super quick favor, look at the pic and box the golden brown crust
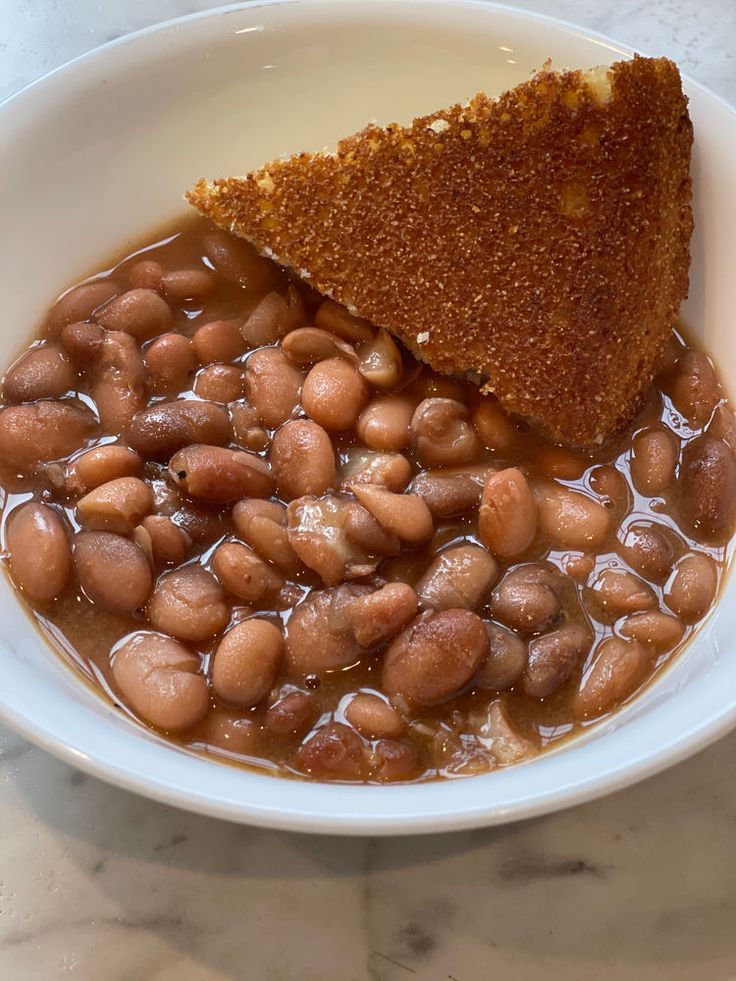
[187,56,693,446]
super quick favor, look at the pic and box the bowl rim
[1,0,735,835]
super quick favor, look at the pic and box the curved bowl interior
[0,0,734,834]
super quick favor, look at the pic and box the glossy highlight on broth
[0,215,734,783]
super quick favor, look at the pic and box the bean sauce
[1,214,734,783]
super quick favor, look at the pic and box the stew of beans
[1,216,734,783]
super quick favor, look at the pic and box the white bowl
[1,0,734,835]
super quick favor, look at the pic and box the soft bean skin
[192,319,246,364]
[536,484,611,549]
[194,363,244,409]
[411,466,490,518]
[65,444,142,495]
[574,638,647,719]
[6,503,71,602]
[2,343,74,403]
[382,610,489,707]
[232,498,302,576]
[212,541,283,601]
[345,693,405,739]
[523,623,590,698]
[668,350,720,428]
[348,582,418,648]
[340,451,412,493]
[242,288,304,346]
[630,428,678,495]
[619,611,685,652]
[479,468,537,559]
[244,348,303,428]
[411,398,480,467]
[679,436,736,540]
[477,623,528,690]
[617,523,675,583]
[491,564,562,635]
[265,690,317,738]
[125,400,231,459]
[161,268,215,303]
[113,631,208,732]
[96,288,173,338]
[74,531,152,613]
[93,331,148,434]
[270,420,336,500]
[356,395,414,452]
[48,281,118,332]
[587,568,657,621]
[203,230,281,293]
[77,476,153,533]
[138,515,191,567]
[296,723,367,780]
[285,585,368,675]
[59,321,105,366]
[212,619,283,706]
[0,401,96,468]
[471,397,517,453]
[357,329,403,388]
[350,484,433,545]
[302,358,370,431]
[149,565,230,642]
[417,545,498,612]
[282,327,358,367]
[169,445,273,502]
[145,333,196,394]
[314,300,374,343]
[664,553,718,623]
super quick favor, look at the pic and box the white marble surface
[2,1,736,978]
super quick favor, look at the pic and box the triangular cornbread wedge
[188,56,692,446]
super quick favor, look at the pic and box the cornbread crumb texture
[188,56,693,446]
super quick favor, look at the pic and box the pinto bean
[281,327,357,366]
[533,444,587,480]
[356,395,414,452]
[149,565,230,642]
[536,483,611,549]
[6,503,71,602]
[270,420,336,499]
[161,268,215,303]
[586,568,657,621]
[113,631,208,731]
[59,321,105,366]
[345,693,405,738]
[679,436,736,540]
[358,329,403,388]
[668,349,720,428]
[125,400,231,459]
[169,445,273,502]
[490,564,562,635]
[296,723,367,780]
[92,331,147,434]
[202,230,282,293]
[138,515,191,566]
[230,401,269,452]
[473,701,536,765]
[74,531,152,613]
[589,464,630,510]
[348,582,418,648]
[411,398,480,467]
[197,709,259,755]
[96,289,173,338]
[574,638,647,719]
[479,468,537,559]
[314,299,374,343]
[285,585,369,675]
[618,522,676,583]
[630,428,678,495]
[708,404,736,450]
[265,690,317,737]
[417,545,498,612]
[0,401,96,468]
[77,476,153,533]
[232,498,302,576]
[477,623,528,690]
[191,319,246,364]
[287,495,377,585]
[241,286,305,346]
[65,444,142,495]
[244,348,303,428]
[411,466,490,518]
[619,611,685,652]
[302,358,370,431]
[3,344,74,403]
[664,552,718,623]
[340,450,412,493]
[382,610,488,707]
[48,281,119,332]
[211,619,283,706]
[212,541,284,601]
[350,484,433,545]
[523,623,591,698]
[341,501,400,557]
[144,333,196,394]
[128,260,163,291]
[371,740,420,781]
[471,397,517,453]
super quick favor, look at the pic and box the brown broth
[0,214,734,783]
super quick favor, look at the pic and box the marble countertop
[2,2,736,978]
